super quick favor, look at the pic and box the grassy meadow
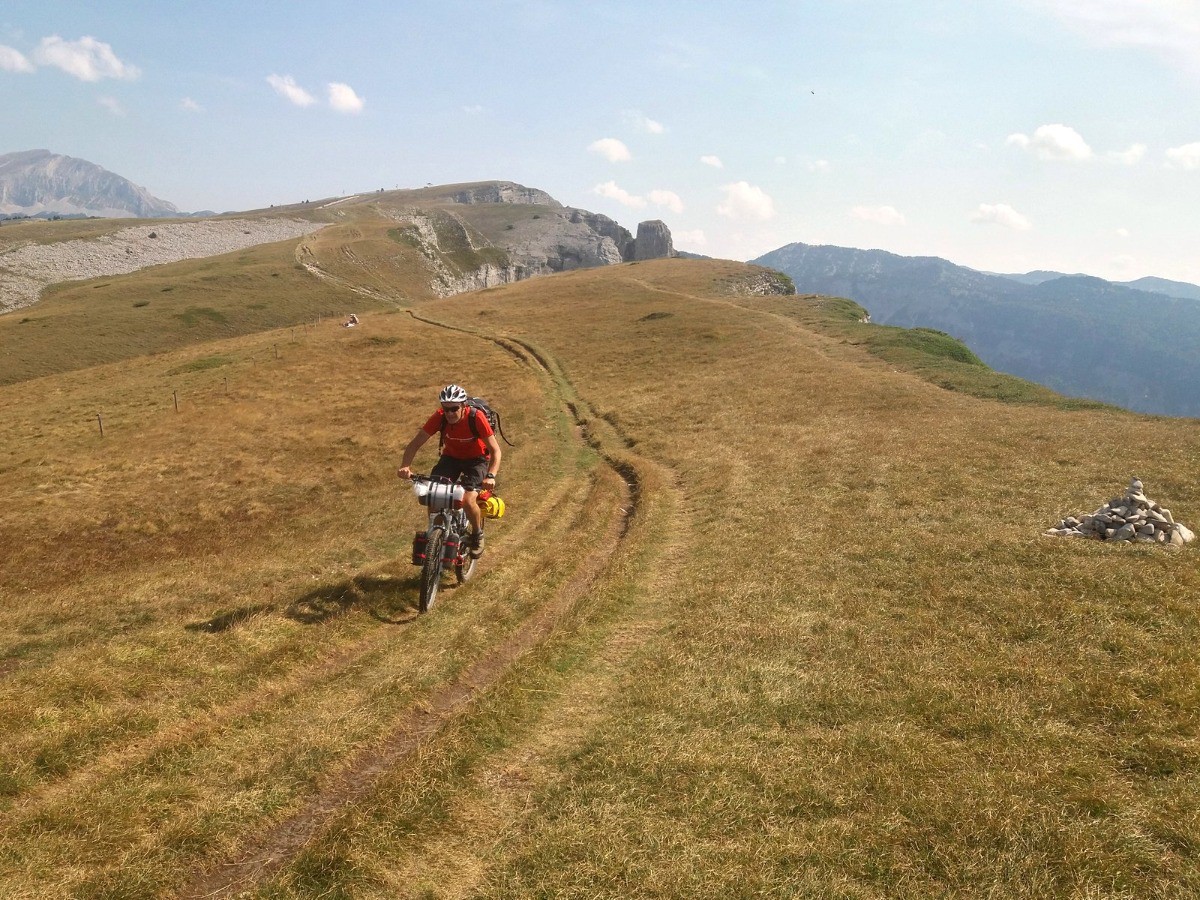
[1,235,1199,898]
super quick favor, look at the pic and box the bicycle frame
[410,474,477,612]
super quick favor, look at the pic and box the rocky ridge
[1044,478,1196,547]
[0,219,325,312]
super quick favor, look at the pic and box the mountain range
[755,242,1200,418]
[0,149,180,219]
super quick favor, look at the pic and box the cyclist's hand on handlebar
[397,465,414,481]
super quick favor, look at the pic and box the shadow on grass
[185,603,275,634]
[184,574,423,634]
[285,574,421,626]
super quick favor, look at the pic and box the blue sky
[3,0,1200,282]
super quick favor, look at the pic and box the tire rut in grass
[179,458,633,899]
[178,320,642,899]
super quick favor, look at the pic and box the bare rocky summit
[450,182,561,207]
[0,149,180,219]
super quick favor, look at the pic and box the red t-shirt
[422,407,494,459]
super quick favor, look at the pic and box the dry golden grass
[2,249,1199,898]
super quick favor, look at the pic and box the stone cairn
[1044,478,1195,547]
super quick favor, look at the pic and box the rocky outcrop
[1044,478,1195,547]
[0,149,180,218]
[451,182,561,207]
[721,269,796,297]
[633,220,674,260]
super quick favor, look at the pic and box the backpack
[439,397,515,456]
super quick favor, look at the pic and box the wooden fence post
[97,413,104,436]
[173,391,179,412]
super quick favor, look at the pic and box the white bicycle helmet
[439,384,468,404]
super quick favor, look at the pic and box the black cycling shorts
[431,455,489,492]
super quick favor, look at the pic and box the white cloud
[1007,123,1093,160]
[0,44,34,73]
[717,181,775,221]
[592,180,646,208]
[1110,253,1137,272]
[648,189,684,213]
[700,155,724,168]
[675,229,706,247]
[180,97,202,112]
[34,35,139,81]
[97,96,125,116]
[328,82,364,114]
[971,203,1032,230]
[1166,141,1200,169]
[588,138,631,163]
[807,159,830,173]
[1032,0,1200,77]
[462,104,483,114]
[623,110,665,134]
[1116,227,1131,238]
[1108,143,1146,165]
[267,73,316,107]
[850,205,906,226]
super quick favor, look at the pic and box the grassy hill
[1,241,1198,897]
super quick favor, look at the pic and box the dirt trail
[178,317,644,899]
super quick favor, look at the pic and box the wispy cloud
[674,229,706,247]
[588,138,631,163]
[850,205,906,226]
[462,104,483,114]
[592,183,684,214]
[971,203,1032,230]
[267,73,316,107]
[592,180,646,208]
[717,182,775,221]
[328,82,364,114]
[1031,0,1200,77]
[1006,123,1094,161]
[1107,143,1146,165]
[649,189,684,213]
[97,96,125,116]
[180,97,203,112]
[623,110,665,134]
[0,44,34,73]
[700,155,723,169]
[34,35,139,81]
[1166,141,1200,169]
[807,159,831,173]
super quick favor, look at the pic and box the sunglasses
[441,404,463,413]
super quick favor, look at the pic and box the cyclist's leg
[460,457,489,555]
[430,454,457,482]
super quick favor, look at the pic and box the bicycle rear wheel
[419,526,446,613]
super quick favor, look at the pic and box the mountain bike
[408,474,479,613]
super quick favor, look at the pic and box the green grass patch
[0,237,371,386]
[743,292,1115,411]
[166,355,234,375]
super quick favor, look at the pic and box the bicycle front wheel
[419,526,446,613]
[455,530,477,584]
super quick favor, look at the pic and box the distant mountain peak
[0,149,180,219]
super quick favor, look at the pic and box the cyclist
[397,384,501,558]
